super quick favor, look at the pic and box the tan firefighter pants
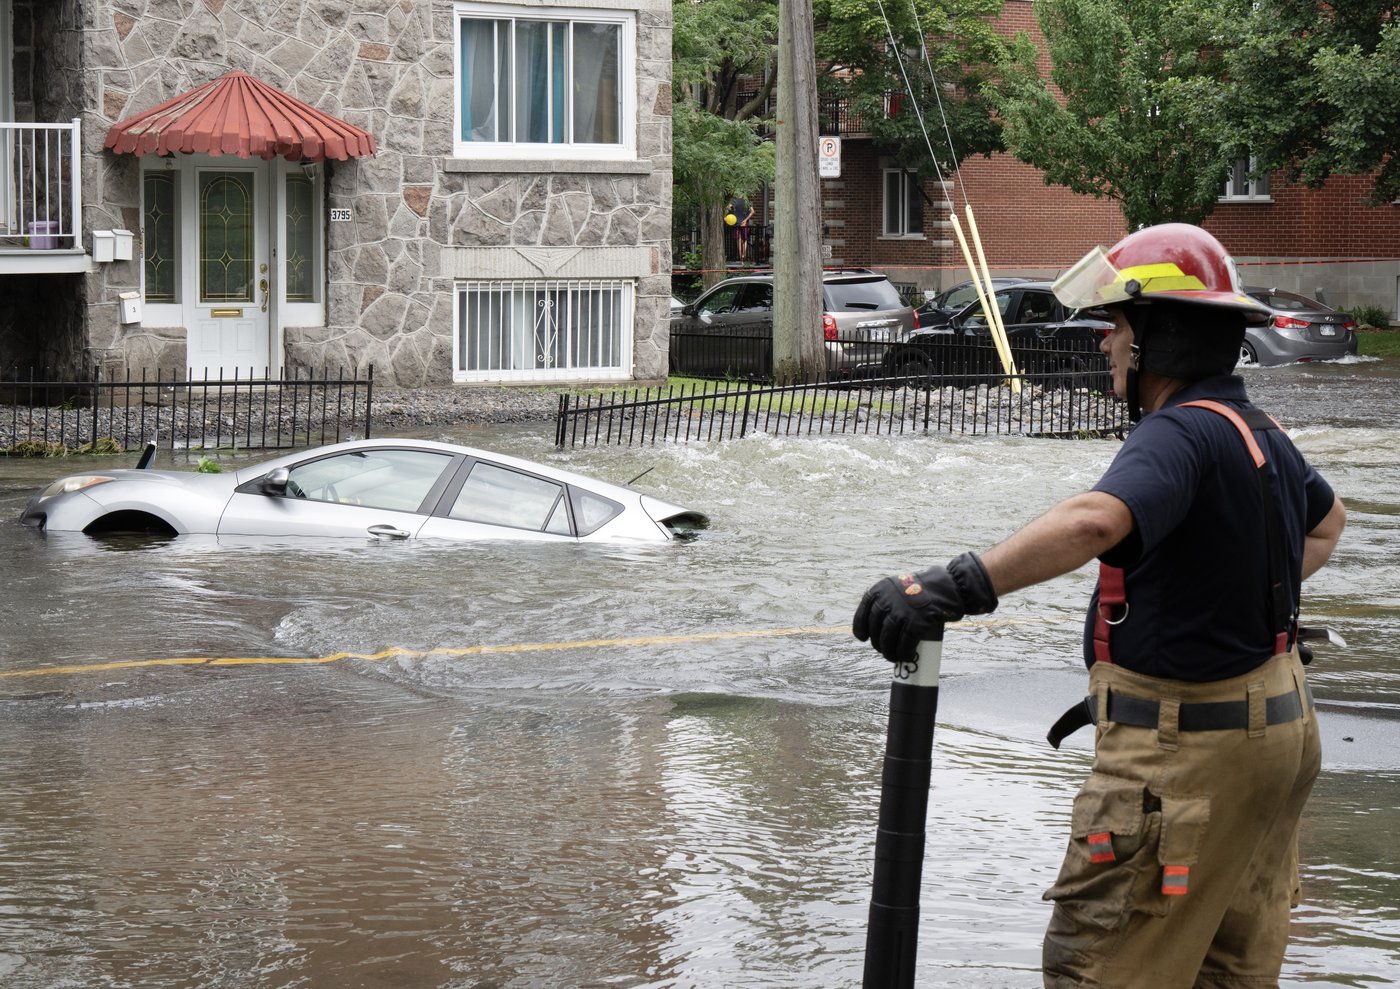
[1042,650,1321,989]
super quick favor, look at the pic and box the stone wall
[73,0,672,386]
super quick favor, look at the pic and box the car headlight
[41,475,116,497]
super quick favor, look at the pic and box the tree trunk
[772,0,824,384]
[702,205,728,291]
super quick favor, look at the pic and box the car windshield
[824,278,904,311]
[939,285,983,310]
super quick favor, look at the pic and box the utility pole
[772,0,824,383]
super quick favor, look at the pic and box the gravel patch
[370,386,562,429]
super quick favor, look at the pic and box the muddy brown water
[1,358,1396,987]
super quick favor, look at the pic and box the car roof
[703,267,888,285]
[235,438,643,500]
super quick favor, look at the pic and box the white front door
[142,156,324,377]
[186,165,270,375]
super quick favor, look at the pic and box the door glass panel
[143,171,179,303]
[199,171,254,304]
[286,450,454,511]
[449,461,565,531]
[285,173,316,302]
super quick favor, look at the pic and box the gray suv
[669,270,918,378]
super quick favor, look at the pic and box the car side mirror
[261,468,290,495]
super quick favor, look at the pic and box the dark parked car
[1239,287,1357,366]
[669,270,917,378]
[885,281,1112,387]
[913,276,1031,329]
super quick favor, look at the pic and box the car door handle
[368,524,412,540]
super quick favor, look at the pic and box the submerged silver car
[20,439,707,543]
[1239,287,1358,366]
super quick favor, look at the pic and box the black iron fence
[1,366,374,455]
[555,370,1127,447]
[669,329,1110,390]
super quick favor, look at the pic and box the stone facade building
[1,0,673,386]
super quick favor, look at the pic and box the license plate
[868,328,890,342]
[1320,326,1335,336]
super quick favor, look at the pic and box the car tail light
[823,314,838,341]
[1342,318,1356,331]
[913,310,920,330]
[1272,314,1309,330]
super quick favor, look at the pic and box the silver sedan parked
[1239,287,1358,366]
[20,439,708,543]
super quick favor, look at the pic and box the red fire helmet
[1053,223,1270,318]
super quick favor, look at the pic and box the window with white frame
[1220,156,1270,201]
[455,3,635,160]
[455,278,632,382]
[882,169,924,237]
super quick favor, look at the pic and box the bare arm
[1302,495,1346,580]
[979,491,1136,597]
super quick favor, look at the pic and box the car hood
[22,468,239,533]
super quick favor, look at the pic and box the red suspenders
[1092,400,1294,665]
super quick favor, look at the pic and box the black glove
[852,551,999,663]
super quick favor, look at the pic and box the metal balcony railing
[0,119,83,252]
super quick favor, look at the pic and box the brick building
[805,0,1400,317]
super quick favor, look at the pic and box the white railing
[0,118,82,251]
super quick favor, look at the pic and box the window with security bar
[455,279,633,381]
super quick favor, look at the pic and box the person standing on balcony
[729,193,755,264]
[852,223,1347,988]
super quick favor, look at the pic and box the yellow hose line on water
[0,616,1070,682]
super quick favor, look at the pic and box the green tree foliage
[814,0,1009,182]
[1201,1,1400,206]
[672,0,780,282]
[992,0,1236,228]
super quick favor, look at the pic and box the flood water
[1,359,1397,988]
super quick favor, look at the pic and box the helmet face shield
[1053,247,1213,310]
[1052,246,1119,310]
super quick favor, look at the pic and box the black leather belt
[1047,686,1309,749]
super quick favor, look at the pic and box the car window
[697,284,746,316]
[1261,290,1323,312]
[285,449,454,511]
[450,461,569,532]
[571,488,624,536]
[738,283,773,312]
[961,289,1015,326]
[824,278,904,311]
[1014,291,1057,324]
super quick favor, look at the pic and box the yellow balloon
[725,213,737,226]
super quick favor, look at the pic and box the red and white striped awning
[104,70,376,162]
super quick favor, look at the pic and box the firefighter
[853,223,1347,988]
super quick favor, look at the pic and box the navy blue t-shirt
[1082,375,1335,681]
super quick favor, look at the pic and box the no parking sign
[819,136,841,178]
